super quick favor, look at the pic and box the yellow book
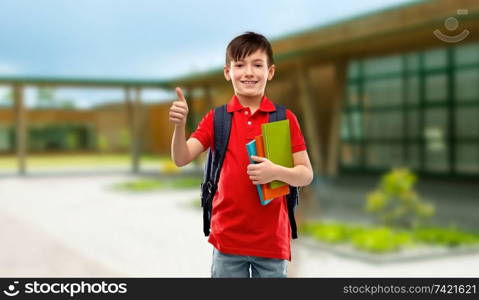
[261,119,293,189]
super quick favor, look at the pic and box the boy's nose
[245,65,253,75]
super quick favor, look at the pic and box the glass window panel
[455,143,479,174]
[425,108,449,138]
[364,78,403,107]
[348,61,360,79]
[406,75,419,105]
[407,109,420,138]
[0,87,13,108]
[347,84,360,107]
[455,69,479,102]
[341,143,360,167]
[424,48,447,69]
[455,107,479,138]
[424,108,449,172]
[0,125,11,152]
[454,42,479,66]
[340,113,351,140]
[0,121,13,167]
[425,74,448,102]
[407,143,420,170]
[366,144,403,168]
[363,55,402,77]
[425,144,448,172]
[351,110,363,140]
[364,111,403,139]
[406,53,419,72]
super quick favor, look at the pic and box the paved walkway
[0,174,478,277]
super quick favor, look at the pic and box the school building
[0,0,478,179]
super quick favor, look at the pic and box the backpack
[200,103,300,239]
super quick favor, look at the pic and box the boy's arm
[248,150,314,187]
[274,150,314,187]
[170,87,205,167]
[171,127,205,167]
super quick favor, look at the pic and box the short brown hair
[225,32,274,67]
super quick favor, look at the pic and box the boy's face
[224,49,275,99]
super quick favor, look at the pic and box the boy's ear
[224,65,231,81]
[267,64,276,81]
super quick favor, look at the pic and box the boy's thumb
[176,87,187,102]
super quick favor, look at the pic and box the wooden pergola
[0,77,174,175]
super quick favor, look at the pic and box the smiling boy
[169,32,314,278]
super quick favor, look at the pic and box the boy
[169,32,314,278]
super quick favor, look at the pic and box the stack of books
[246,119,293,206]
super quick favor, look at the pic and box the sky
[0,0,415,107]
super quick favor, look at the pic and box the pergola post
[125,87,142,173]
[13,84,27,175]
[132,87,142,173]
[326,60,347,177]
[184,86,194,134]
[203,84,213,112]
[295,61,322,177]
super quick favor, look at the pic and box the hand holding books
[246,119,293,206]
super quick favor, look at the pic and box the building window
[341,41,479,177]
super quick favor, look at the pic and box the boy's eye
[255,64,263,67]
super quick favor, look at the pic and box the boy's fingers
[170,106,187,114]
[172,100,187,107]
[172,98,188,108]
[169,112,184,119]
[175,87,187,102]
[169,118,182,123]
[251,155,266,162]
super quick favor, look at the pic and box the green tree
[365,168,435,228]
[0,89,12,107]
[37,87,56,108]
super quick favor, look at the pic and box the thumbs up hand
[169,87,189,126]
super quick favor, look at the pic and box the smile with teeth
[241,80,258,86]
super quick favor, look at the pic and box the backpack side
[269,104,300,239]
[200,104,231,237]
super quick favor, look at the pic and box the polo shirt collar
[226,95,276,113]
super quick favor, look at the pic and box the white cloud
[0,61,22,75]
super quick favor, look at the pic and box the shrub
[300,221,479,253]
[311,223,351,243]
[365,168,435,228]
[413,227,479,247]
[351,227,413,253]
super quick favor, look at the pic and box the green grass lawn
[0,153,170,169]
[300,221,479,253]
[113,176,202,192]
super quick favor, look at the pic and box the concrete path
[0,174,478,277]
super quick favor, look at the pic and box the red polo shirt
[190,95,307,261]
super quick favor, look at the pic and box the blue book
[246,140,273,206]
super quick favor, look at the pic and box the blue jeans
[211,248,288,278]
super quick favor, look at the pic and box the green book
[261,119,293,189]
